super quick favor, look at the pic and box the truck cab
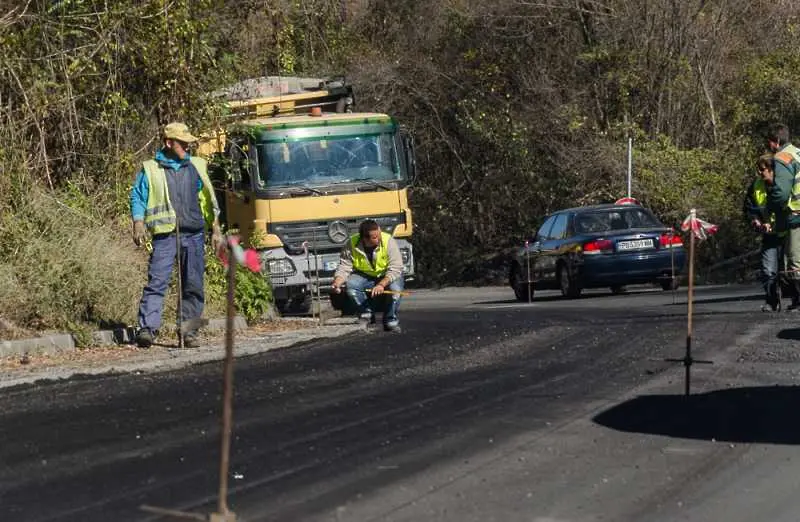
[199,77,416,313]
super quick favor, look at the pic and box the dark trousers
[138,231,205,332]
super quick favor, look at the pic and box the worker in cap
[129,122,222,348]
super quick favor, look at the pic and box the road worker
[746,153,787,311]
[130,122,223,347]
[766,123,800,311]
[331,219,405,332]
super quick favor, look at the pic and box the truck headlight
[266,258,296,276]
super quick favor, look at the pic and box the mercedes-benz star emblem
[327,221,349,243]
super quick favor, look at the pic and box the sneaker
[135,328,154,348]
[762,303,778,312]
[359,312,376,324]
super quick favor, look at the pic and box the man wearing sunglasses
[130,122,223,348]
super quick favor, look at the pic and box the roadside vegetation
[0,0,798,338]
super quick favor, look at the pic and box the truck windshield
[255,133,402,189]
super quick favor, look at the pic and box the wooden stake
[685,209,696,396]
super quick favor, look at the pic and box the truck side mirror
[400,130,417,185]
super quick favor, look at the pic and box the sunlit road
[2,284,799,521]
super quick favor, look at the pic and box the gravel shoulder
[0,318,365,390]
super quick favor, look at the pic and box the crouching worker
[746,153,788,311]
[331,219,404,332]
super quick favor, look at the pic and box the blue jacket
[130,149,203,221]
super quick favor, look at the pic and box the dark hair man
[331,219,405,332]
[766,123,800,310]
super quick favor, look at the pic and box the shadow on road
[474,288,661,305]
[593,386,800,445]
[777,328,800,340]
[680,293,763,305]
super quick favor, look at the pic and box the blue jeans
[346,272,404,325]
[761,234,783,305]
[138,231,205,332]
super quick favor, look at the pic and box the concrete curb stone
[3,315,279,359]
[0,334,76,358]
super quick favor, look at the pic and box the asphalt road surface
[3,284,800,522]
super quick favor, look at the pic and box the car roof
[552,203,646,215]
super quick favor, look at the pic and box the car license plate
[616,239,654,251]
[324,260,338,271]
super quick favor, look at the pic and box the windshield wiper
[270,182,325,196]
[332,177,394,191]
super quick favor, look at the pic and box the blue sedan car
[509,203,687,301]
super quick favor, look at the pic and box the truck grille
[271,214,405,255]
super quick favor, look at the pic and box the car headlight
[266,257,296,276]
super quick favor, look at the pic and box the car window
[549,214,568,239]
[536,215,557,240]
[574,208,662,233]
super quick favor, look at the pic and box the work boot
[383,320,402,333]
[180,333,201,348]
[135,328,154,348]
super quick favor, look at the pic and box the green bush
[205,247,273,324]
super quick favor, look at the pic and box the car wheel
[511,265,534,302]
[610,285,626,295]
[558,263,582,298]
[660,278,679,291]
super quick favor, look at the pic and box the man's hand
[332,277,344,294]
[133,220,146,247]
[211,223,224,253]
[763,223,773,233]
[370,283,385,297]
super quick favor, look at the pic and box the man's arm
[130,170,149,246]
[768,158,794,213]
[130,170,149,222]
[332,246,353,292]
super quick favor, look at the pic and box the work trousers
[761,233,783,306]
[138,231,205,332]
[345,272,404,326]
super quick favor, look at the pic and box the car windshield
[255,133,401,189]
[574,208,662,233]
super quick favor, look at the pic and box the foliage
[0,0,798,334]
[205,247,273,324]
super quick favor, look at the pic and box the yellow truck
[199,77,416,313]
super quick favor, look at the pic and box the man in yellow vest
[766,123,800,310]
[130,122,223,347]
[746,153,787,311]
[331,219,405,332]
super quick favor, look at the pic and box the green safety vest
[752,178,784,236]
[142,156,218,235]
[778,144,800,212]
[350,231,392,278]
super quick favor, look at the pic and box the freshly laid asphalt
[2,284,800,521]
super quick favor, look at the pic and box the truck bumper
[263,239,415,302]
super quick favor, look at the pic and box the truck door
[224,137,257,241]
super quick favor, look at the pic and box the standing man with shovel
[130,122,223,348]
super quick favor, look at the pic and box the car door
[522,215,556,285]
[537,213,569,285]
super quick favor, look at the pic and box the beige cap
[163,122,198,143]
